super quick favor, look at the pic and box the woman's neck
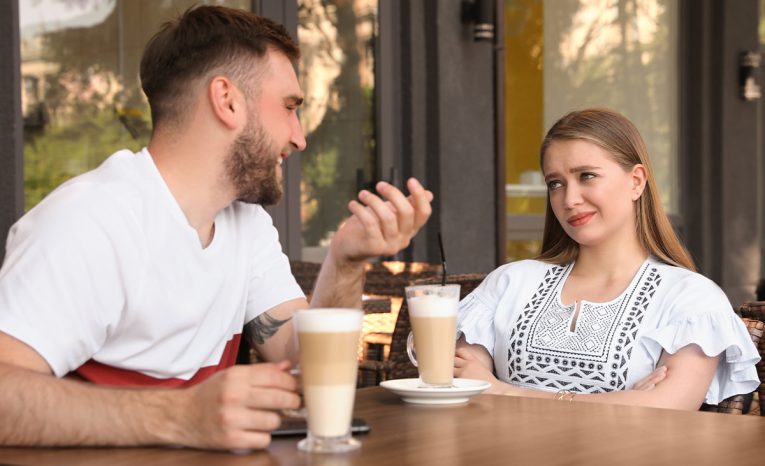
[573,237,648,281]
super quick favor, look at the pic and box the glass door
[503,0,679,261]
[297,0,378,263]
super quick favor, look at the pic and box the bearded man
[0,5,432,450]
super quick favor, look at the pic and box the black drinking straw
[438,232,447,286]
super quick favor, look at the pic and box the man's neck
[147,132,235,247]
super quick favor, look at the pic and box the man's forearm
[309,249,365,309]
[0,363,184,446]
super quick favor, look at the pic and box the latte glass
[295,308,363,453]
[405,284,460,388]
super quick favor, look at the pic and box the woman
[455,108,760,409]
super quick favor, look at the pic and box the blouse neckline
[555,256,653,308]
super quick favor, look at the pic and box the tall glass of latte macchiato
[295,308,363,453]
[405,284,460,388]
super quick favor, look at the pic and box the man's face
[225,49,306,206]
[225,114,282,205]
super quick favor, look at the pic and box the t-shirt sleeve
[639,274,761,404]
[0,187,141,377]
[456,264,514,355]
[244,208,305,323]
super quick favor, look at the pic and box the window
[297,0,378,262]
[504,0,679,261]
[19,0,250,211]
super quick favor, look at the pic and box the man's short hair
[140,5,299,129]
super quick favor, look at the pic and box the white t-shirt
[0,148,304,386]
[457,258,760,404]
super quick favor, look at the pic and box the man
[0,6,432,450]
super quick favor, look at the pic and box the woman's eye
[547,180,562,190]
[581,172,596,181]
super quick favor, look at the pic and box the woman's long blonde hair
[535,108,695,271]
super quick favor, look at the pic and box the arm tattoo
[248,312,291,345]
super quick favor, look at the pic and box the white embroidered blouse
[456,257,761,404]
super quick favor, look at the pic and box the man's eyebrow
[285,95,304,106]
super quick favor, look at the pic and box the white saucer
[380,378,491,405]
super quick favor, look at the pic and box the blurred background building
[0,0,763,306]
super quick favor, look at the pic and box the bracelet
[554,389,577,402]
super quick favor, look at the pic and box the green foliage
[24,106,148,211]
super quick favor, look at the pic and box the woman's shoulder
[493,258,565,276]
[648,258,731,315]
[475,259,564,297]
[650,258,723,292]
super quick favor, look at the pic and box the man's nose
[290,115,306,151]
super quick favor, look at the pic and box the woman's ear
[208,76,243,130]
[630,164,647,201]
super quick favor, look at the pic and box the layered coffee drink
[405,284,460,387]
[295,308,363,452]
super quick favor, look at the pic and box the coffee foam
[408,295,459,317]
[296,308,363,332]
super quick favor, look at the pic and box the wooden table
[1,387,764,465]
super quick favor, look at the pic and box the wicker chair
[362,260,442,297]
[289,260,322,297]
[699,317,764,414]
[357,273,488,386]
[737,302,765,414]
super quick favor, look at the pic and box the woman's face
[542,139,645,249]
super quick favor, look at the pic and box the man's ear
[208,76,243,130]
[631,164,647,201]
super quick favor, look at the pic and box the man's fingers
[375,181,415,236]
[348,200,382,236]
[245,387,301,411]
[220,406,282,433]
[223,431,274,451]
[358,189,399,241]
[247,364,299,392]
[406,178,433,229]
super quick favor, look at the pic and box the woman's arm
[454,338,719,411]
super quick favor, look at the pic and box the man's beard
[225,120,283,206]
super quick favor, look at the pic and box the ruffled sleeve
[640,275,761,405]
[457,292,496,355]
[456,263,517,355]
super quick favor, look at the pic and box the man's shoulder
[17,150,150,237]
[43,149,148,206]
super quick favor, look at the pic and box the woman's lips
[567,212,595,227]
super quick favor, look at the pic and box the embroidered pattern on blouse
[506,262,661,393]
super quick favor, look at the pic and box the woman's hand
[631,365,668,391]
[454,347,507,395]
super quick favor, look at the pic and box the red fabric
[72,334,242,388]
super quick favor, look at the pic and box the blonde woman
[455,108,759,410]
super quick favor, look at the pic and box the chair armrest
[357,360,392,388]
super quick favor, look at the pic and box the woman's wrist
[487,379,515,396]
[553,389,577,402]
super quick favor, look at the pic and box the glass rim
[295,307,364,315]
[404,283,461,292]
